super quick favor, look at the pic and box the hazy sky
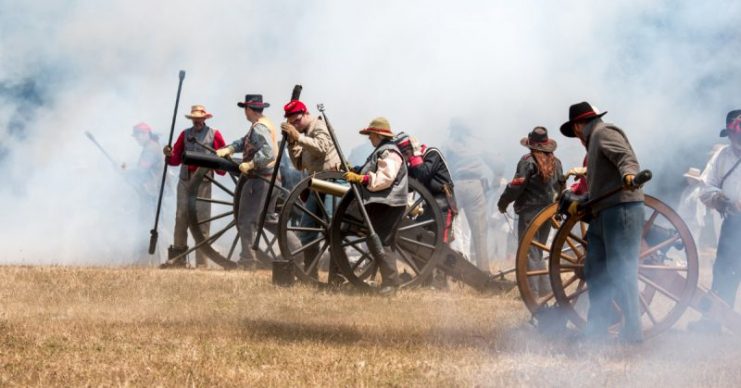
[0,0,739,263]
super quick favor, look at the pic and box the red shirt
[166,128,226,174]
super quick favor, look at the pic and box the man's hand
[239,161,255,175]
[497,202,508,214]
[623,174,638,190]
[344,171,367,185]
[216,146,234,158]
[558,190,586,217]
[163,145,173,157]
[710,192,733,214]
[566,166,587,177]
[281,122,300,142]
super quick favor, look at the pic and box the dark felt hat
[560,101,607,137]
[237,94,270,109]
[521,126,557,152]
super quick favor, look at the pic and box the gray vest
[360,141,408,207]
[180,126,215,180]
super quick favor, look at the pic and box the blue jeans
[584,202,644,341]
[712,214,741,306]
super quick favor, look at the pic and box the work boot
[376,248,399,291]
[195,252,208,269]
[161,245,188,269]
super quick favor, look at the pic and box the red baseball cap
[132,122,152,135]
[283,100,307,117]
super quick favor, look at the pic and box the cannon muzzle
[309,177,349,197]
[183,151,241,174]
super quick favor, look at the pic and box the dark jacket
[498,153,564,214]
[408,147,457,212]
[583,119,644,213]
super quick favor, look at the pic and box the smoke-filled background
[0,0,738,264]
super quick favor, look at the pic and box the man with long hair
[497,127,564,296]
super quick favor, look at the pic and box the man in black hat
[215,95,279,270]
[498,127,564,296]
[689,109,741,332]
[560,101,644,343]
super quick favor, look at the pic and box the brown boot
[160,245,188,269]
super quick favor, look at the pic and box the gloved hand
[497,202,508,214]
[239,161,255,174]
[566,166,587,177]
[344,171,367,185]
[216,146,234,158]
[709,192,733,214]
[407,155,424,168]
[558,190,587,217]
[280,122,300,142]
[163,145,173,157]
[409,136,423,156]
[623,174,639,190]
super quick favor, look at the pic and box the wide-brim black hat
[520,126,557,152]
[560,101,607,137]
[237,94,271,109]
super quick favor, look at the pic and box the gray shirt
[584,119,644,213]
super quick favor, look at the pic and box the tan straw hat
[359,117,394,138]
[185,105,213,120]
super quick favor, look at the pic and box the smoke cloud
[0,0,739,264]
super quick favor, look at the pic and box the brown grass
[0,265,739,387]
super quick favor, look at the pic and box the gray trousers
[237,177,269,264]
[584,202,644,342]
[456,179,490,271]
[517,207,551,296]
[711,214,741,307]
[174,174,211,264]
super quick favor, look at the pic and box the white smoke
[0,0,739,264]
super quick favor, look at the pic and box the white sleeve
[367,151,403,192]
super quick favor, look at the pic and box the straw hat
[185,105,213,120]
[683,167,702,182]
[359,117,394,138]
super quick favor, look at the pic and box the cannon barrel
[309,177,349,197]
[183,151,241,174]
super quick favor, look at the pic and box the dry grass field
[0,265,739,387]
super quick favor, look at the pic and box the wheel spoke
[196,210,233,226]
[397,236,436,251]
[351,253,372,271]
[396,248,421,274]
[293,201,328,229]
[305,240,329,275]
[204,174,235,197]
[289,236,324,256]
[639,293,658,325]
[642,210,659,238]
[567,284,589,301]
[639,264,688,272]
[311,190,331,222]
[638,273,681,303]
[226,233,239,260]
[531,240,550,252]
[197,197,233,206]
[287,226,326,233]
[396,218,436,232]
[580,221,588,238]
[639,234,681,259]
[341,236,369,248]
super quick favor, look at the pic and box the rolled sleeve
[367,151,403,191]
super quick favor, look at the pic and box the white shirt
[700,144,741,213]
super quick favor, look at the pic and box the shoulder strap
[720,156,741,189]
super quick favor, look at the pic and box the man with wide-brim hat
[162,104,226,268]
[344,117,408,295]
[498,126,564,296]
[559,101,645,343]
[214,94,284,270]
[689,109,741,332]
[278,99,341,279]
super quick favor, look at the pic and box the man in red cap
[280,100,341,278]
[162,105,226,268]
[689,110,741,332]
[130,122,163,199]
[560,101,644,343]
[344,117,408,294]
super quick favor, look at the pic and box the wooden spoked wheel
[187,167,290,269]
[277,171,347,284]
[330,178,445,291]
[515,203,562,314]
[548,195,699,338]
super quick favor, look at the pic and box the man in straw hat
[689,109,741,332]
[497,127,564,297]
[344,117,408,295]
[162,105,226,268]
[559,101,645,343]
[280,99,341,278]
[215,95,281,270]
